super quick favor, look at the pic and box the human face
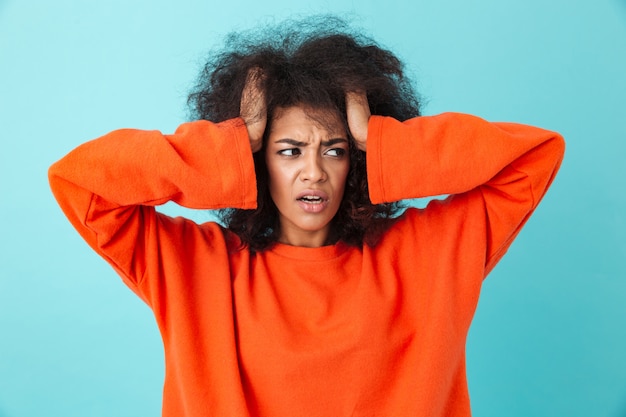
[265,105,350,247]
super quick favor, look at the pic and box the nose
[299,153,327,183]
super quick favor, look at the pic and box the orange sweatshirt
[49,113,564,417]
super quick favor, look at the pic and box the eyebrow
[274,138,348,147]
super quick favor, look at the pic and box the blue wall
[1,0,625,416]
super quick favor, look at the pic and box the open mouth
[297,195,325,204]
[296,191,329,213]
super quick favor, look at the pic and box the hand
[346,91,370,152]
[240,68,267,153]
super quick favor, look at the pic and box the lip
[296,189,330,213]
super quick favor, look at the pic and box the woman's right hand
[240,68,267,153]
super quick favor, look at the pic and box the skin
[240,68,267,153]
[345,91,370,152]
[240,69,371,247]
[265,106,350,247]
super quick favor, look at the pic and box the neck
[277,227,333,248]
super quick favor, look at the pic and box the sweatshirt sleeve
[48,118,257,294]
[366,112,565,273]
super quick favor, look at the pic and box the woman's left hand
[346,91,370,152]
[240,68,267,153]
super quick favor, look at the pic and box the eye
[277,148,301,157]
[325,148,347,158]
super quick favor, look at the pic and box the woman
[49,18,564,417]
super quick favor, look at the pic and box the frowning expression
[265,106,350,247]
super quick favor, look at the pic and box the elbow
[549,131,566,163]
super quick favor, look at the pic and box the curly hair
[188,15,422,251]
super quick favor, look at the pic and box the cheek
[338,162,350,189]
[266,163,291,202]
[267,170,281,201]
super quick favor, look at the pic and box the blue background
[1,0,625,416]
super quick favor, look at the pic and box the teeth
[300,196,322,202]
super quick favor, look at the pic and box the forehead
[270,106,345,137]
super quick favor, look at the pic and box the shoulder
[151,212,245,256]
[375,194,488,245]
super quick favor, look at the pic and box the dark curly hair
[188,16,422,251]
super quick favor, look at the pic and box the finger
[346,91,370,150]
[241,68,267,150]
[241,68,266,123]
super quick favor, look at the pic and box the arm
[48,118,257,291]
[365,112,565,273]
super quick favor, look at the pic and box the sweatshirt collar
[266,240,352,261]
